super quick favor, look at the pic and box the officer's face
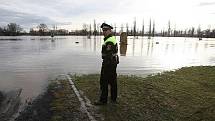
[102,29,111,37]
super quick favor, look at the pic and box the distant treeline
[0,23,24,36]
[1,22,215,38]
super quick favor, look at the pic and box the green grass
[72,66,215,121]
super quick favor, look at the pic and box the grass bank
[72,66,215,121]
[14,66,215,121]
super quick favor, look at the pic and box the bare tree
[0,27,4,35]
[191,27,195,37]
[89,24,92,36]
[168,20,171,37]
[120,24,124,33]
[133,18,137,37]
[197,25,202,38]
[205,29,211,38]
[114,23,117,36]
[38,23,48,35]
[93,19,97,36]
[142,19,144,36]
[148,19,152,39]
[97,23,101,35]
[82,23,87,35]
[126,23,129,35]
[7,23,22,35]
[152,20,155,37]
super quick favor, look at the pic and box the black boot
[94,101,107,105]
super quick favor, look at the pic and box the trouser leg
[100,66,104,91]
[99,65,108,103]
[110,77,117,101]
[109,65,117,101]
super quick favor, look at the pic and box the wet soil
[15,89,53,121]
[15,78,89,121]
[0,91,3,104]
[0,89,22,121]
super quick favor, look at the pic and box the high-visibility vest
[104,36,117,45]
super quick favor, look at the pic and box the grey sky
[198,2,215,6]
[1,0,215,30]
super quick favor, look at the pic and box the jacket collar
[104,34,112,41]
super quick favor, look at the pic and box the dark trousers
[99,63,117,103]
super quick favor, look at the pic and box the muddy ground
[14,89,53,121]
[0,91,3,104]
[0,89,22,121]
[15,78,90,121]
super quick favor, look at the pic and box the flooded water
[0,36,215,99]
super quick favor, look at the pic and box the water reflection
[93,36,96,52]
[120,43,127,56]
[51,37,55,42]
[119,37,215,71]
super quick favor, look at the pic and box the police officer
[94,23,119,105]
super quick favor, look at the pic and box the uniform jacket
[102,35,119,65]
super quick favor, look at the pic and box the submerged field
[14,66,215,121]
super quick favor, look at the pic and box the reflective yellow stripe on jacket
[104,36,117,45]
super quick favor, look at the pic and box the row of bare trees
[30,23,70,36]
[1,21,215,38]
[83,19,215,38]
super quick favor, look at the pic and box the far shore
[0,35,215,39]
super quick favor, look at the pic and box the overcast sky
[1,0,215,31]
